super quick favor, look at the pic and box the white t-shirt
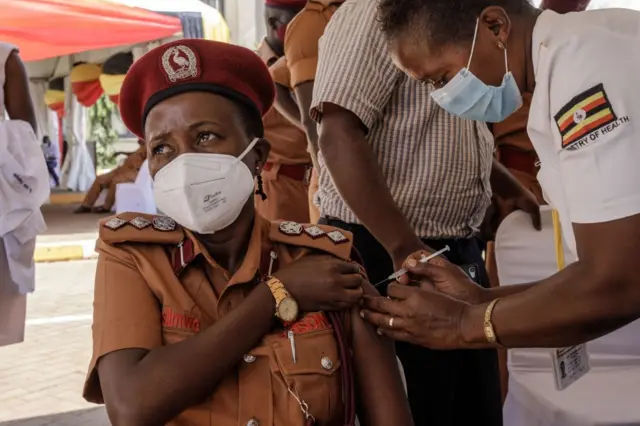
[529,8,640,255]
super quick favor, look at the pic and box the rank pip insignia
[130,216,152,230]
[326,230,348,244]
[153,216,177,232]
[279,221,304,236]
[304,225,325,239]
[103,217,127,231]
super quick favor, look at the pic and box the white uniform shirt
[529,9,640,256]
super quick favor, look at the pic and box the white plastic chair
[114,160,156,214]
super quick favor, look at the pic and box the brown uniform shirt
[84,212,357,425]
[283,0,344,89]
[257,40,309,166]
[270,56,292,90]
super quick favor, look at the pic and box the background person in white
[359,0,640,350]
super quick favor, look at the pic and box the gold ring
[388,317,394,328]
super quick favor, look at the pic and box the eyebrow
[187,120,222,130]
[147,120,222,141]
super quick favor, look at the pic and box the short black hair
[236,101,264,139]
[378,0,534,49]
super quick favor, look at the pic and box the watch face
[278,297,299,322]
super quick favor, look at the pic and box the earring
[255,164,267,201]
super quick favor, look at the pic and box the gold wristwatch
[265,276,299,323]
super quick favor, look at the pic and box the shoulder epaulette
[269,221,353,261]
[98,212,184,245]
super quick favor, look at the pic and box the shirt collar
[184,214,271,286]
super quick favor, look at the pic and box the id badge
[551,344,590,391]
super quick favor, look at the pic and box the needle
[373,245,451,288]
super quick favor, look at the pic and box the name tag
[551,344,590,391]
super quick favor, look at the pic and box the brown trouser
[255,163,311,223]
[81,169,137,210]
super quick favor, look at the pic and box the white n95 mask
[153,138,259,234]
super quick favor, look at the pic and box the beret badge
[161,45,199,83]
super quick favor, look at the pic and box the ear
[253,138,271,173]
[479,6,512,47]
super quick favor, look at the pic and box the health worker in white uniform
[359,0,640,350]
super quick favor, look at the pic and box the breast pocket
[272,329,343,424]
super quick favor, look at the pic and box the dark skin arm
[319,103,425,268]
[274,83,304,129]
[490,159,541,230]
[4,51,37,133]
[366,215,640,349]
[352,283,414,426]
[97,255,364,426]
[462,214,640,348]
[98,284,276,426]
[294,81,321,170]
[361,215,640,349]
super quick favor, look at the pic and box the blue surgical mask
[430,19,523,123]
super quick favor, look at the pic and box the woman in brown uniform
[82,39,412,426]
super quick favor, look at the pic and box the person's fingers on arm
[338,287,364,305]
[360,309,408,331]
[376,328,413,341]
[402,250,431,269]
[339,273,366,289]
[532,206,542,231]
[386,283,416,301]
[406,263,449,283]
[335,259,363,275]
[360,294,407,316]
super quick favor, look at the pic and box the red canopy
[1,0,182,62]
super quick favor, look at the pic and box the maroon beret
[264,0,307,10]
[265,0,307,8]
[119,39,275,139]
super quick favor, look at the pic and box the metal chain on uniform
[287,385,315,422]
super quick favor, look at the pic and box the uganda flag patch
[554,83,617,149]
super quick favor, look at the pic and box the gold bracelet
[483,298,504,347]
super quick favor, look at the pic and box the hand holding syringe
[374,245,451,287]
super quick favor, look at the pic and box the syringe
[374,245,451,287]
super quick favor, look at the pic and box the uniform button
[246,417,259,426]
[243,354,256,363]
[321,356,333,370]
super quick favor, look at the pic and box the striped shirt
[309,0,494,239]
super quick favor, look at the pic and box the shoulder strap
[99,212,184,245]
[269,221,353,260]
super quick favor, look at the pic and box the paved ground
[38,204,108,244]
[0,260,109,426]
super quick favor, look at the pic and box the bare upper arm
[349,282,412,425]
[4,51,37,132]
[294,81,314,123]
[318,103,368,151]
